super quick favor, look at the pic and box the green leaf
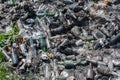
[0,51,6,62]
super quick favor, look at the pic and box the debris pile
[0,0,120,80]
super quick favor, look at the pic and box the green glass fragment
[9,0,15,6]
[39,37,47,52]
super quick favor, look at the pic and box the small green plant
[0,44,20,80]
[0,22,19,47]
[0,21,20,80]
[0,51,9,80]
